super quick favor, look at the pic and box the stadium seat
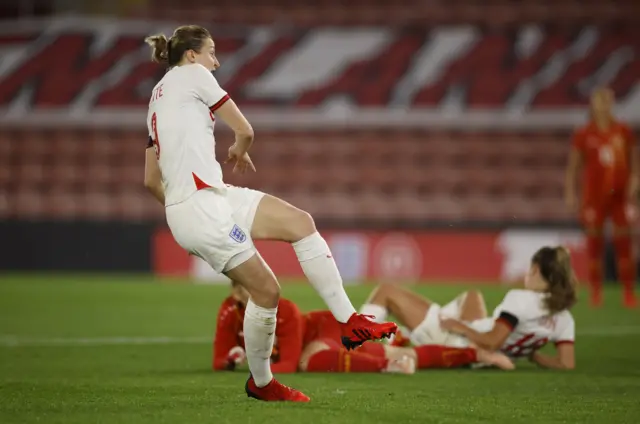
[0,127,580,223]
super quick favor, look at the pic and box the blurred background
[1,0,639,284]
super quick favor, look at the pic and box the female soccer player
[213,282,514,374]
[143,25,396,402]
[565,87,638,308]
[359,246,577,370]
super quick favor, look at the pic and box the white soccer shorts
[165,185,265,273]
[410,298,468,347]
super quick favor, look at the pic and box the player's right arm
[144,141,165,205]
[212,298,242,371]
[565,129,584,210]
[441,290,527,351]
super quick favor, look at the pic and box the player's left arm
[270,301,304,374]
[530,343,575,370]
[191,65,254,153]
[530,313,575,370]
[441,316,512,351]
[144,143,165,205]
[624,125,639,200]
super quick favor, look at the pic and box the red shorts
[303,310,342,348]
[303,311,387,357]
[581,194,633,228]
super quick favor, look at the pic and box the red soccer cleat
[245,375,310,402]
[340,313,398,350]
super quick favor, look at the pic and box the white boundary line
[1,326,638,347]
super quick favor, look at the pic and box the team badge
[229,224,247,243]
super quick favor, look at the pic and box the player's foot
[245,375,310,402]
[475,349,515,370]
[340,313,398,350]
[623,294,637,309]
[384,355,416,374]
[389,328,411,347]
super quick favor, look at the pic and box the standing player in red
[214,282,515,374]
[565,87,638,307]
[143,25,397,402]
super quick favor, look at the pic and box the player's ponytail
[145,26,211,67]
[145,34,170,64]
[532,246,578,314]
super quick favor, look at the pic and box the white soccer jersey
[146,63,230,206]
[470,289,575,359]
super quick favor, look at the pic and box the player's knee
[366,283,393,303]
[243,269,280,308]
[263,281,281,305]
[466,290,483,302]
[298,341,330,371]
[376,283,395,298]
[249,279,280,308]
[288,209,316,242]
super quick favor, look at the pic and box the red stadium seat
[0,127,597,223]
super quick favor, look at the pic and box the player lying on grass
[143,25,397,402]
[359,246,576,370]
[213,281,514,373]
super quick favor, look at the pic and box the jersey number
[502,334,548,357]
[151,112,161,160]
[598,145,614,167]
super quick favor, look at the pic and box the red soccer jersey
[212,297,304,373]
[302,310,343,347]
[572,121,636,201]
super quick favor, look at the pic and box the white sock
[359,303,388,323]
[293,232,356,323]
[243,299,276,387]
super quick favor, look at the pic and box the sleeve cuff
[496,311,519,331]
[555,340,574,346]
[209,94,230,112]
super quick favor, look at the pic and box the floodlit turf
[1,275,639,424]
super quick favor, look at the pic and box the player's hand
[225,143,256,174]
[440,317,465,335]
[225,346,246,370]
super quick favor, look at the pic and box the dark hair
[532,246,578,314]
[145,25,211,67]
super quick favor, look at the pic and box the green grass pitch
[1,274,639,424]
